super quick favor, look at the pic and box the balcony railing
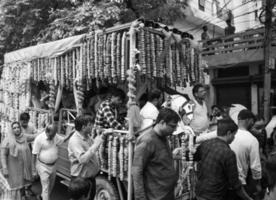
[200,27,274,57]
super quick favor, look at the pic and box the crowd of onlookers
[0,83,276,200]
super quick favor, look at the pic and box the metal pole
[127,21,138,200]
[263,0,273,122]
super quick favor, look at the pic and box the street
[31,177,69,200]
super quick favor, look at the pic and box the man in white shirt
[230,109,262,199]
[32,124,73,200]
[190,84,209,135]
[68,115,112,200]
[140,89,162,131]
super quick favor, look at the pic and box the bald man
[32,124,73,200]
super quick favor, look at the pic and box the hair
[110,88,126,100]
[192,83,205,96]
[238,109,256,121]
[148,89,162,102]
[217,119,238,136]
[53,114,59,122]
[202,25,208,31]
[45,124,57,134]
[265,153,276,190]
[19,112,30,121]
[98,87,109,95]
[11,121,21,129]
[74,115,93,131]
[211,105,222,111]
[156,108,180,124]
[68,177,91,200]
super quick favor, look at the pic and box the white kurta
[190,100,209,135]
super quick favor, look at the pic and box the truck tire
[95,176,120,200]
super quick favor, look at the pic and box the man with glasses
[132,108,180,200]
[190,84,209,135]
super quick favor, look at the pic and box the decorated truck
[0,20,205,200]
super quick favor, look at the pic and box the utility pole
[263,0,273,122]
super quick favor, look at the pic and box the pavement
[29,177,69,200]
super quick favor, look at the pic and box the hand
[2,168,8,178]
[102,128,113,137]
[32,170,38,180]
[172,147,183,159]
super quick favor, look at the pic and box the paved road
[30,177,69,200]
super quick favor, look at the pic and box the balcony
[200,27,276,67]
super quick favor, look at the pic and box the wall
[230,0,262,32]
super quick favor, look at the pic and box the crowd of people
[0,83,276,200]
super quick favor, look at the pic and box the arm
[193,144,201,162]
[26,126,39,143]
[32,154,37,176]
[32,136,41,169]
[102,105,123,129]
[0,148,9,177]
[195,131,217,144]
[55,131,75,146]
[62,131,74,143]
[71,135,105,164]
[132,140,153,200]
[249,139,262,181]
[26,133,39,143]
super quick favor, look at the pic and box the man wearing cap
[230,109,262,199]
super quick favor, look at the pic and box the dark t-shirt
[132,130,178,200]
[195,138,241,200]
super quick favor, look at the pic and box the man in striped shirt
[94,88,126,130]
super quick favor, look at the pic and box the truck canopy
[4,34,85,64]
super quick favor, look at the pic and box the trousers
[36,160,56,200]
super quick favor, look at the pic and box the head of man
[202,25,208,32]
[192,84,207,101]
[154,108,180,137]
[74,115,93,137]
[226,19,232,26]
[45,124,57,141]
[238,109,256,130]
[11,121,22,137]
[211,105,222,118]
[148,89,162,108]
[19,112,30,128]
[217,118,238,144]
[109,88,126,107]
[68,177,92,200]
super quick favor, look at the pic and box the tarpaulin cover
[4,34,85,64]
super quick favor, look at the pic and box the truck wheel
[95,176,120,200]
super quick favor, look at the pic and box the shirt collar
[215,137,230,147]
[75,131,86,141]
